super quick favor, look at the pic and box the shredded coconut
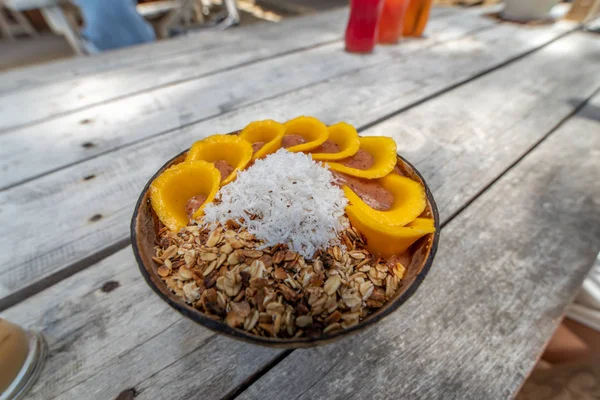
[203,149,348,258]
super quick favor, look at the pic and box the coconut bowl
[131,132,440,348]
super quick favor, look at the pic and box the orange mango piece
[186,134,253,185]
[310,122,360,161]
[150,161,221,232]
[327,136,397,179]
[343,174,426,227]
[282,116,329,152]
[240,119,285,160]
[347,205,435,257]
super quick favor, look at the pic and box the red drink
[378,0,410,44]
[345,0,385,53]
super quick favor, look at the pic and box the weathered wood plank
[1,32,598,400]
[0,8,495,188]
[0,246,281,400]
[0,8,348,95]
[0,23,586,307]
[0,6,465,132]
[237,88,600,400]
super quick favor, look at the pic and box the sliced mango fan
[148,116,435,258]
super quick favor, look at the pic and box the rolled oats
[154,223,410,339]
[200,252,218,262]
[323,275,341,295]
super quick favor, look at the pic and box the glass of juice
[378,0,410,44]
[0,319,47,400]
[403,0,433,37]
[345,0,385,53]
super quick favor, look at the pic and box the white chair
[0,0,38,40]
[3,0,83,54]
[137,0,239,38]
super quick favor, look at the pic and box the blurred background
[2,0,597,71]
[0,0,351,70]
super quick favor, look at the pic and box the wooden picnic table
[0,6,599,400]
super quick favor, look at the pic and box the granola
[153,223,407,339]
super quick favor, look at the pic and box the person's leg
[567,252,600,331]
[76,0,155,51]
[542,320,595,364]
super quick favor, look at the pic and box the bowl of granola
[131,117,439,348]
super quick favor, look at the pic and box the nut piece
[393,262,406,279]
[340,312,360,329]
[184,250,196,266]
[220,243,233,254]
[183,282,200,303]
[206,230,222,248]
[244,310,259,331]
[272,251,285,264]
[359,281,374,300]
[266,302,285,314]
[162,245,178,260]
[349,251,366,260]
[366,288,386,308]
[200,252,218,262]
[324,310,341,325]
[385,275,399,299]
[342,292,362,309]
[323,275,341,295]
[323,323,342,334]
[295,315,313,328]
[273,268,288,280]
[203,260,217,277]
[283,251,296,262]
[227,252,241,266]
[243,249,263,258]
[178,267,193,280]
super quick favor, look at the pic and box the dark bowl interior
[131,134,440,348]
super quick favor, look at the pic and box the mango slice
[343,174,426,227]
[282,116,329,152]
[310,122,360,161]
[347,205,435,257]
[327,136,397,179]
[150,161,221,232]
[240,119,285,160]
[186,135,253,185]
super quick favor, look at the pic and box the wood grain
[0,24,587,307]
[1,32,598,400]
[0,6,467,132]
[0,8,496,188]
[0,246,281,400]
[237,86,600,400]
[0,8,348,95]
